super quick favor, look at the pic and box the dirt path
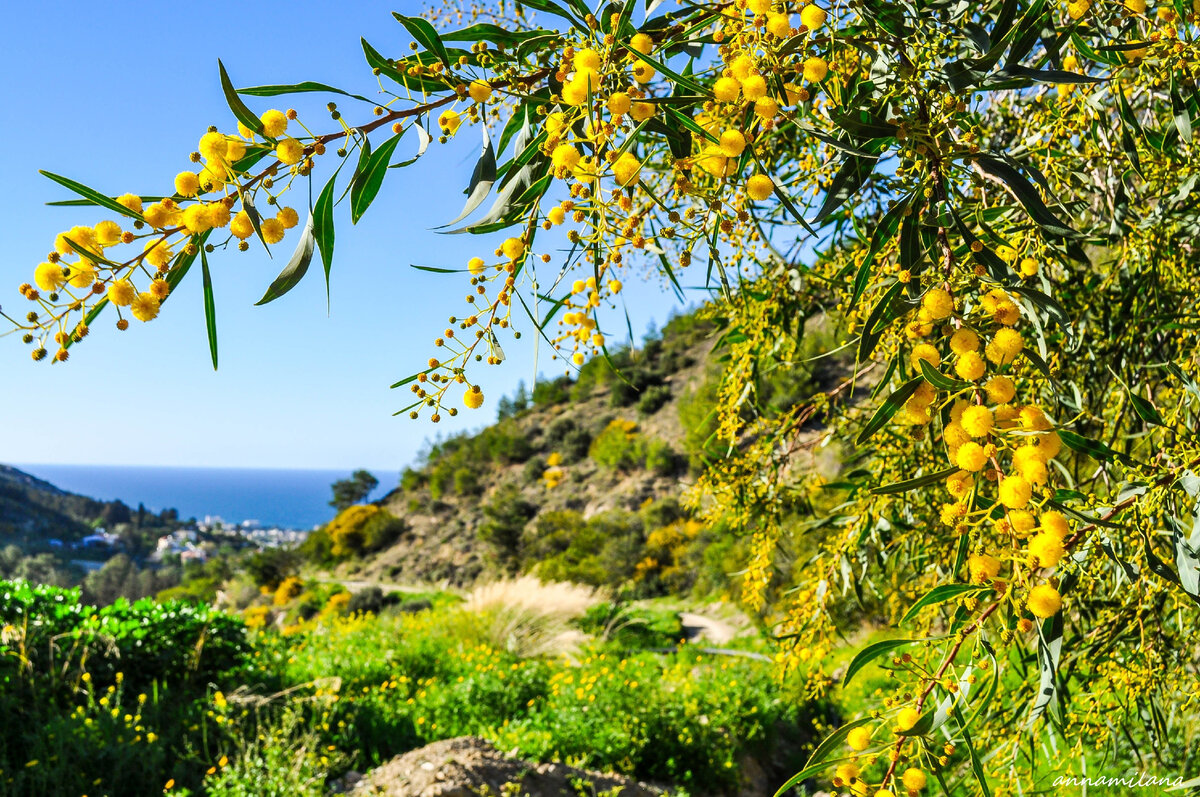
[314,578,428,594]
[678,611,738,644]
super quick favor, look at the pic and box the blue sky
[1,1,689,475]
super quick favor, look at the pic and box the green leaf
[629,50,711,96]
[953,706,993,796]
[350,134,403,224]
[1172,74,1193,144]
[440,23,556,48]
[39,171,144,222]
[440,124,496,227]
[844,638,917,686]
[901,584,990,624]
[362,38,449,95]
[973,155,1078,238]
[516,0,584,28]
[200,248,218,370]
[814,154,877,223]
[255,214,316,305]
[852,195,911,308]
[1129,393,1165,426]
[856,377,923,445]
[918,358,971,391]
[217,59,265,137]
[857,282,907,362]
[237,81,373,104]
[393,13,451,67]
[771,717,877,796]
[410,264,460,274]
[313,168,339,305]
[873,466,961,496]
[242,194,272,257]
[1009,285,1070,328]
[1058,429,1131,465]
[1031,609,1064,722]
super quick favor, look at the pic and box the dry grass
[463,577,602,658]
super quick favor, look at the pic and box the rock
[347,736,666,797]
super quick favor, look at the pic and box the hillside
[0,463,111,542]
[309,310,846,596]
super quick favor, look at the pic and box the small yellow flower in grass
[260,218,285,244]
[895,707,921,732]
[108,280,136,306]
[502,237,525,260]
[746,174,774,201]
[198,131,227,160]
[846,726,872,751]
[117,193,144,214]
[218,755,228,767]
[230,211,254,240]
[956,441,988,472]
[131,292,160,322]
[968,554,1001,583]
[985,328,1024,365]
[902,768,927,791]
[713,77,741,103]
[803,57,829,82]
[468,80,492,103]
[612,152,642,186]
[960,405,993,437]
[800,3,827,30]
[464,387,484,409]
[955,351,985,381]
[1028,584,1062,617]
[275,138,304,165]
[439,109,462,134]
[277,207,300,229]
[175,171,201,197]
[1028,533,1065,567]
[260,109,288,137]
[998,474,1032,509]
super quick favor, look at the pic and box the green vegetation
[0,578,832,795]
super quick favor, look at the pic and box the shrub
[637,384,672,415]
[478,486,537,572]
[544,417,593,462]
[645,439,684,476]
[531,376,571,406]
[452,466,481,496]
[588,418,644,471]
[463,577,601,658]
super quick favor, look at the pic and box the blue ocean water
[12,464,391,530]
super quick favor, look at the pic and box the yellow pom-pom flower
[464,387,484,409]
[260,218,286,244]
[998,475,1032,509]
[713,77,741,103]
[922,288,954,319]
[260,109,288,138]
[1028,533,1065,568]
[607,92,631,115]
[910,343,940,370]
[895,707,920,732]
[612,152,642,186]
[131,292,161,322]
[1027,584,1062,617]
[629,33,653,54]
[946,471,974,498]
[230,211,255,240]
[955,351,986,381]
[949,328,978,355]
[502,237,525,260]
[742,74,768,100]
[960,405,993,437]
[276,207,300,229]
[956,442,988,472]
[719,129,746,157]
[754,97,780,119]
[175,172,201,197]
[803,57,829,82]
[468,80,492,103]
[968,554,1001,583]
[746,174,775,201]
[439,110,462,134]
[902,768,927,791]
[468,257,486,276]
[116,194,144,214]
[985,328,1024,365]
[198,131,227,160]
[985,375,1016,404]
[846,726,872,751]
[275,138,304,165]
[800,3,827,30]
[108,280,137,307]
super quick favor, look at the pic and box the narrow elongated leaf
[313,168,339,304]
[351,134,403,224]
[237,81,373,104]
[200,249,218,370]
[255,214,316,305]
[39,171,144,222]
[771,717,876,797]
[814,154,877,224]
[1030,610,1063,723]
[393,13,451,67]
[902,584,989,624]
[874,466,961,496]
[857,282,906,362]
[629,50,710,96]
[441,124,496,227]
[242,194,272,257]
[844,638,917,685]
[918,359,971,391]
[440,23,556,47]
[1058,429,1132,465]
[1172,75,1193,144]
[218,59,265,137]
[973,155,1078,237]
[516,0,583,27]
[1129,393,1165,426]
[856,377,923,445]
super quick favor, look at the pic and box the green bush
[589,418,645,471]
[637,384,672,415]
[479,486,537,572]
[452,466,482,496]
[531,376,572,406]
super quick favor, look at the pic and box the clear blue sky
[1,1,688,475]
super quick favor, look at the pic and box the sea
[13,464,390,531]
